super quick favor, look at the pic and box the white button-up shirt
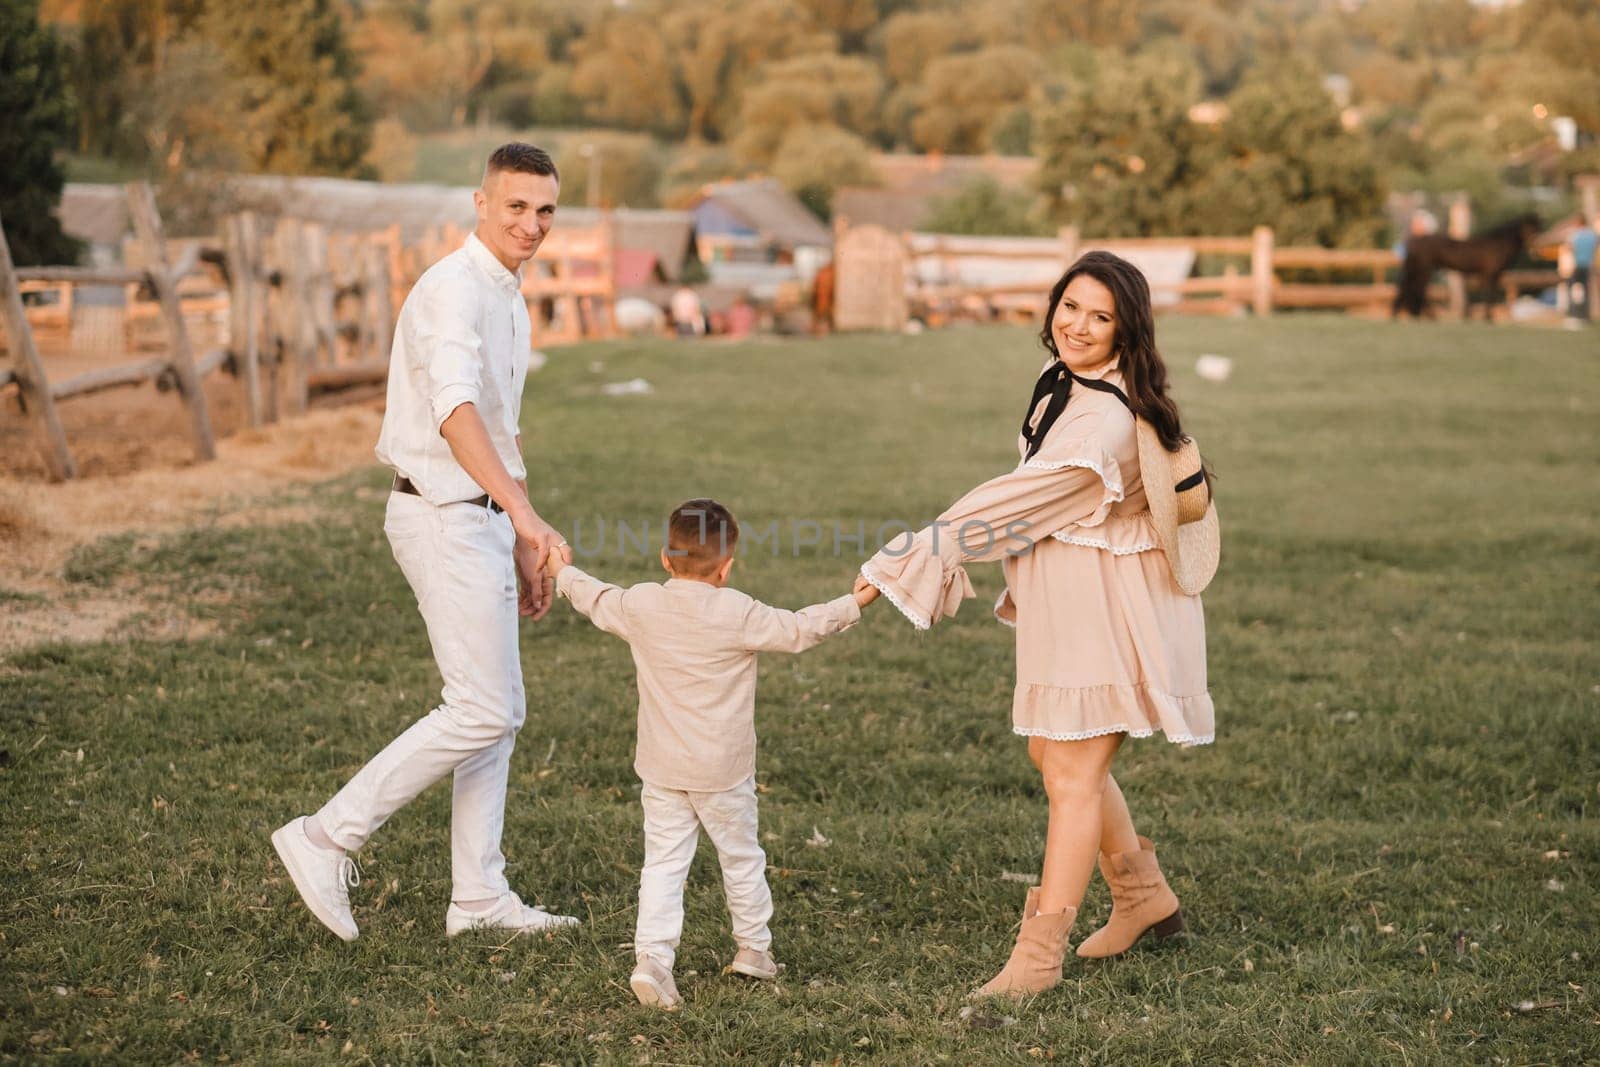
[375,233,530,505]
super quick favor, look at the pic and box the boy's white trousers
[635,776,773,968]
[315,492,526,904]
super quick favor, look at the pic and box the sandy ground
[0,323,386,651]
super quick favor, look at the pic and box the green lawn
[3,317,1596,1064]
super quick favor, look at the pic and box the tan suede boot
[1075,836,1184,959]
[971,887,1077,998]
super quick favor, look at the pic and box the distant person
[857,251,1218,998]
[1564,219,1596,325]
[670,285,705,337]
[1393,208,1438,258]
[271,143,578,942]
[727,296,757,339]
[549,500,876,1009]
[811,260,836,336]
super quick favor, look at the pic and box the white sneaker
[270,816,359,942]
[728,946,782,980]
[444,892,579,937]
[629,955,681,1010]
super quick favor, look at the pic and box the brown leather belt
[392,474,503,514]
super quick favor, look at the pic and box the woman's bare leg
[1099,774,1141,856]
[1027,735,1048,773]
[1035,733,1123,914]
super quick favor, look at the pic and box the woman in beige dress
[855,251,1219,998]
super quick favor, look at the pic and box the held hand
[510,505,572,622]
[852,574,880,608]
[539,529,571,579]
[514,539,550,620]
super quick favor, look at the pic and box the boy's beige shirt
[556,567,861,792]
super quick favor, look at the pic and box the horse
[1392,213,1541,322]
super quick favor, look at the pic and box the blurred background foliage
[12,0,1600,245]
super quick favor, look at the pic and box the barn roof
[692,178,831,249]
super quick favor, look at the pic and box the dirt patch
[0,399,385,653]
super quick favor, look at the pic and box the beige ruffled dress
[861,366,1213,745]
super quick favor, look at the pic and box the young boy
[549,499,875,1009]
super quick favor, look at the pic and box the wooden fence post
[304,222,338,368]
[224,212,264,427]
[273,218,310,415]
[0,214,78,480]
[125,181,217,463]
[364,241,394,363]
[1251,225,1274,317]
[259,235,282,425]
[1058,226,1080,269]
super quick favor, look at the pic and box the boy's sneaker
[270,816,359,942]
[728,947,782,980]
[444,892,579,937]
[630,956,681,1010]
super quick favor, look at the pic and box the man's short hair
[665,499,738,577]
[484,142,559,186]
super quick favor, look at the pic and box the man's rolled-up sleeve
[413,277,483,433]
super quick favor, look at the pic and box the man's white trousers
[316,492,525,904]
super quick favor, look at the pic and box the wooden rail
[864,223,1562,328]
[0,215,77,478]
[0,184,402,480]
[3,190,626,479]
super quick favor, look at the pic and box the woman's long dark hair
[1039,251,1185,451]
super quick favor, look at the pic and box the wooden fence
[836,222,1561,330]
[0,182,400,480]
[2,184,622,481]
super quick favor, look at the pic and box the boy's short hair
[484,142,559,185]
[665,499,738,577]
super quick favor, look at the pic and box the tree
[1020,0,1144,53]
[909,45,1041,154]
[128,35,246,232]
[0,0,81,264]
[1347,51,1431,109]
[555,132,664,209]
[1510,0,1600,130]
[795,0,876,52]
[47,0,206,160]
[1142,0,1254,95]
[768,122,876,220]
[922,176,1051,236]
[1034,54,1211,236]
[875,9,971,87]
[1036,51,1387,245]
[732,53,883,166]
[1198,64,1387,246]
[200,0,373,177]
[354,0,569,130]
[568,10,683,135]
[571,0,834,143]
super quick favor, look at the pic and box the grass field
[3,317,1596,1064]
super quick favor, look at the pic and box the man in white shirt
[271,143,578,941]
